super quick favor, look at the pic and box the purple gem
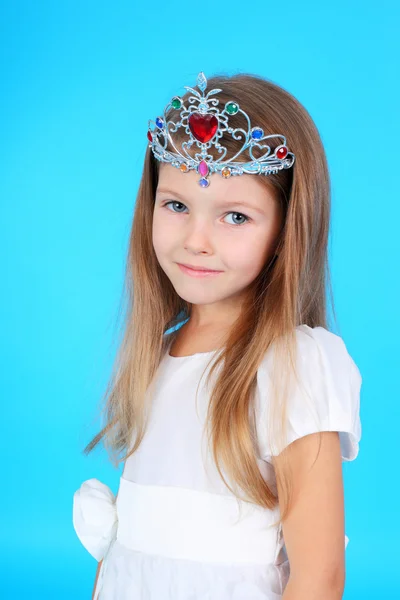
[199,177,209,188]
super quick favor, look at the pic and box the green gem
[226,102,239,115]
[171,97,182,109]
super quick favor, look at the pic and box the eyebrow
[156,188,266,215]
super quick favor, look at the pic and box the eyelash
[161,201,250,227]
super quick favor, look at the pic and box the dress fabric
[72,324,362,599]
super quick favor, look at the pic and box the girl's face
[152,163,283,327]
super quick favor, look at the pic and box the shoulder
[294,324,362,391]
[258,324,361,388]
[255,325,362,463]
[295,323,360,369]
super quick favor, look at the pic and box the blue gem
[156,117,164,129]
[199,178,209,188]
[251,128,263,140]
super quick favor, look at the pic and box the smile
[177,264,224,278]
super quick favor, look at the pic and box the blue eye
[164,201,186,213]
[162,201,249,226]
[225,212,249,226]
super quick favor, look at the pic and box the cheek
[152,212,171,256]
[223,231,273,274]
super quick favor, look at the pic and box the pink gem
[199,161,209,176]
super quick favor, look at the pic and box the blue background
[1,1,398,598]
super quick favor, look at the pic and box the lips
[178,263,222,272]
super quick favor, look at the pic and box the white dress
[73,324,362,599]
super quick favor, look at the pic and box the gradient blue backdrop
[1,1,398,598]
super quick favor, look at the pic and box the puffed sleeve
[72,478,118,561]
[255,324,362,463]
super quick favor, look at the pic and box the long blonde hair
[84,72,336,526]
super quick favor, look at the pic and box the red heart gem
[188,113,218,143]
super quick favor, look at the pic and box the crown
[147,72,296,188]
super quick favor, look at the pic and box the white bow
[73,478,118,561]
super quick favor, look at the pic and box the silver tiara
[147,72,295,188]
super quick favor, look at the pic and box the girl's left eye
[162,201,250,226]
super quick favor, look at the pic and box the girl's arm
[274,431,346,600]
[92,560,102,600]
[91,491,118,600]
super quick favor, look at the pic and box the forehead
[156,163,276,207]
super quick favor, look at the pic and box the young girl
[73,71,362,600]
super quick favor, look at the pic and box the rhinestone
[189,113,218,143]
[226,102,239,115]
[251,128,263,140]
[198,161,209,176]
[171,97,182,110]
[276,146,288,159]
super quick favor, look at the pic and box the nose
[183,217,214,254]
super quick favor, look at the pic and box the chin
[170,280,214,299]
